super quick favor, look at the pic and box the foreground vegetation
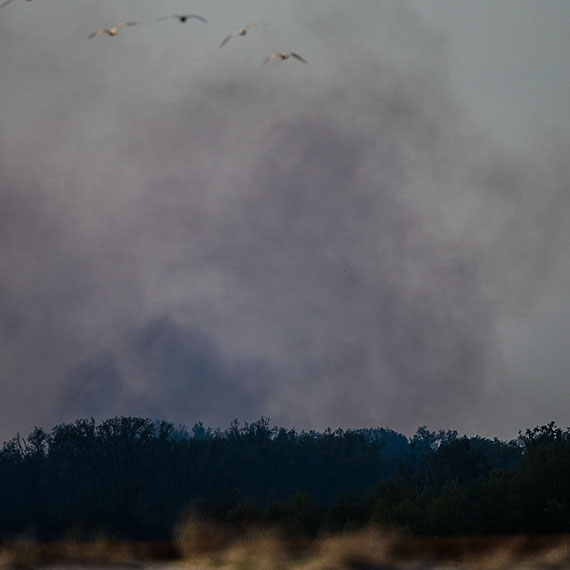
[0,417,569,540]
[1,525,570,570]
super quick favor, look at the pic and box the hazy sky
[1,0,569,442]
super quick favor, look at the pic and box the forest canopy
[0,417,568,539]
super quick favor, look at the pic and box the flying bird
[157,14,207,24]
[88,21,137,39]
[264,52,308,64]
[219,22,266,48]
[0,0,32,9]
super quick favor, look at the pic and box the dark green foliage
[263,491,323,538]
[0,417,567,540]
[324,493,369,532]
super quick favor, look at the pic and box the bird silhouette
[264,52,308,64]
[88,21,137,39]
[0,0,32,10]
[157,14,207,24]
[219,22,266,48]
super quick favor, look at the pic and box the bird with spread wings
[157,14,207,24]
[220,22,266,48]
[264,52,308,64]
[88,21,137,39]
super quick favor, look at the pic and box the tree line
[0,416,568,539]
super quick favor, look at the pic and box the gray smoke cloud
[1,1,568,441]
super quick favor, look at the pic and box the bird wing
[183,14,207,22]
[0,0,15,9]
[88,29,104,39]
[111,21,136,33]
[157,15,171,22]
[290,53,308,64]
[245,21,267,29]
[219,32,234,47]
[263,53,279,64]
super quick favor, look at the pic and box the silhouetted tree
[1,417,569,539]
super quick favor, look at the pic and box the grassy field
[1,524,570,570]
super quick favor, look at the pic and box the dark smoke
[1,1,568,441]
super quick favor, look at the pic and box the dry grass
[0,524,569,570]
[174,519,311,570]
[0,536,178,569]
[173,519,570,570]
